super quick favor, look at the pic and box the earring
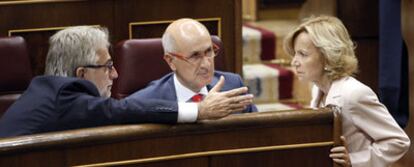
[324,67,330,72]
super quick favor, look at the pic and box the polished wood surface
[299,0,336,19]
[0,109,340,167]
[0,0,85,6]
[337,0,379,92]
[0,0,242,75]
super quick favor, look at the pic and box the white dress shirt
[174,74,208,123]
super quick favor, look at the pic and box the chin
[297,77,308,82]
[197,74,211,82]
[100,91,111,98]
[194,80,209,89]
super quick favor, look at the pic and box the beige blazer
[311,76,410,167]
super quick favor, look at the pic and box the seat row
[0,36,225,115]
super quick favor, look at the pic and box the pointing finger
[222,87,248,97]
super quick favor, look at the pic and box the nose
[199,55,213,68]
[110,67,118,80]
[291,56,299,67]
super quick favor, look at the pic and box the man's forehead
[179,37,212,54]
[172,31,211,52]
[178,22,208,37]
[168,20,210,45]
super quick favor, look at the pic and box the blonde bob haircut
[283,15,358,80]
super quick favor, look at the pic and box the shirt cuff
[177,102,198,123]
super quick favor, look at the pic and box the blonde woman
[284,16,410,167]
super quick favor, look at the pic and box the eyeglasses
[167,43,220,64]
[83,61,115,73]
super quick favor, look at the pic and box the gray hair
[44,26,109,77]
[284,16,358,80]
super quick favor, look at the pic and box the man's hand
[197,76,253,120]
[330,136,352,167]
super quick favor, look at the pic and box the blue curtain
[379,0,409,128]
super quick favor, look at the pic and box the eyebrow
[189,45,213,55]
[296,49,308,54]
[103,59,113,64]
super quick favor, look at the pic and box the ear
[75,67,86,78]
[163,54,177,71]
[323,58,331,71]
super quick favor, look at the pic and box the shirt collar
[173,74,208,102]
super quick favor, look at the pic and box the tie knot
[191,94,204,102]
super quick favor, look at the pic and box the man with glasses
[0,26,253,137]
[130,18,257,120]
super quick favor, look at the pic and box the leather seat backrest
[0,36,32,116]
[111,36,225,99]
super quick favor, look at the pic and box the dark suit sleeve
[234,74,258,113]
[54,80,178,130]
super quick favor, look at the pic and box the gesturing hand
[197,76,253,120]
[330,136,351,167]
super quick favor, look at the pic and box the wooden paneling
[242,0,257,21]
[337,0,378,37]
[353,38,379,92]
[0,0,114,75]
[129,18,220,39]
[11,29,61,75]
[0,150,65,167]
[299,0,337,19]
[112,0,241,74]
[211,147,332,167]
[0,0,242,75]
[337,0,379,92]
[0,109,340,167]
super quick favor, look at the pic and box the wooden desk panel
[0,109,340,167]
[1,0,114,75]
[0,0,242,75]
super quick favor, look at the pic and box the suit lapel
[207,72,220,91]
[325,77,348,107]
[311,77,348,108]
[165,73,178,101]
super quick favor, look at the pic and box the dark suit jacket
[129,71,257,112]
[0,76,178,137]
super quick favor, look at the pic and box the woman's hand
[330,136,351,167]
